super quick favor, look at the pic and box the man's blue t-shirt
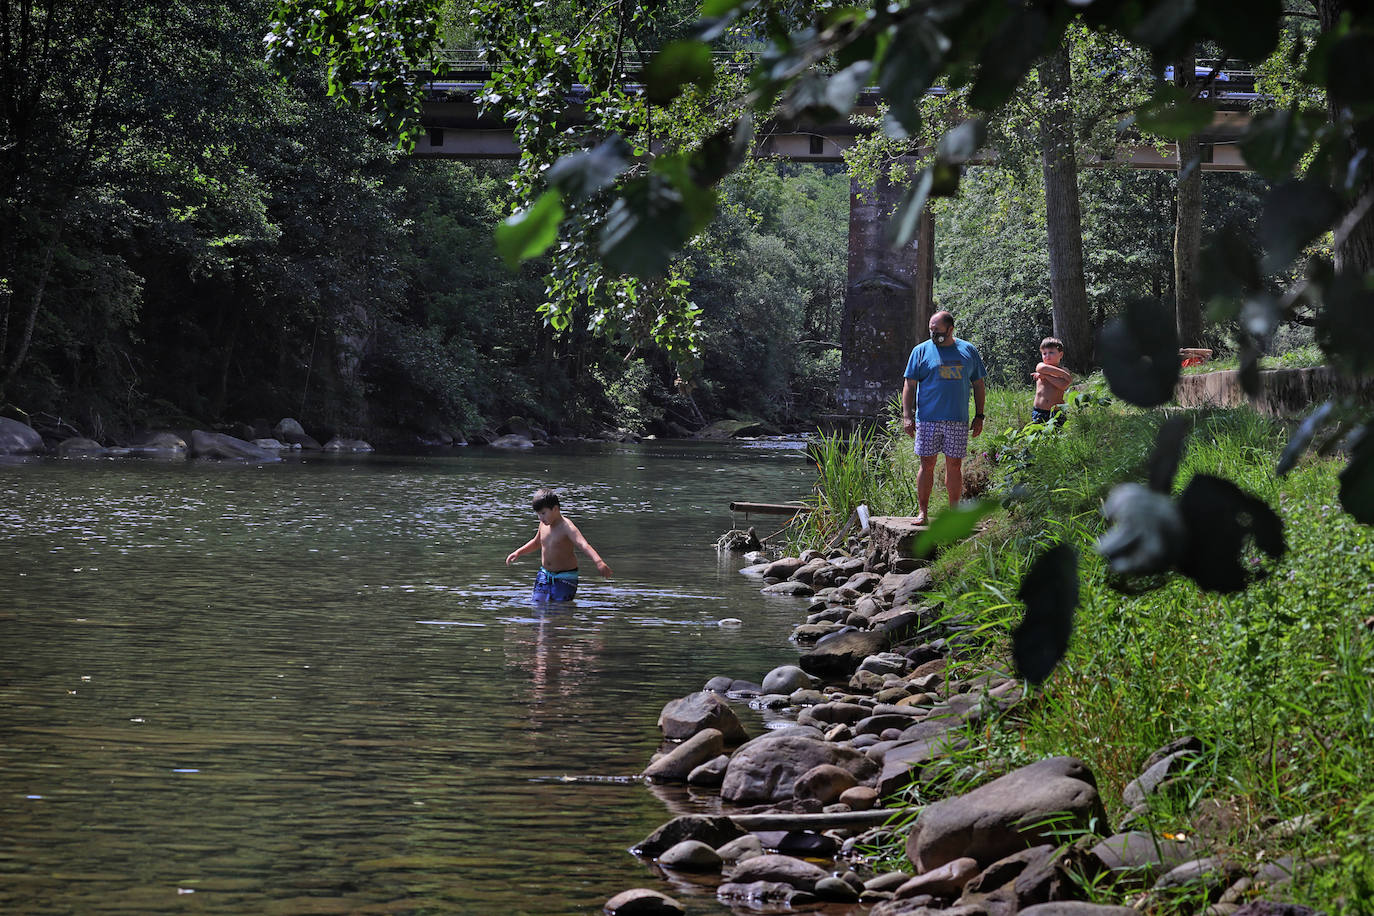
[903,338,987,422]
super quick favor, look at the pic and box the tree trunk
[1320,0,1374,274]
[1174,46,1205,346]
[1037,40,1094,371]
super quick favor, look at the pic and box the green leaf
[936,119,986,166]
[1200,220,1261,318]
[1316,269,1374,377]
[1240,108,1322,181]
[1176,474,1286,593]
[691,117,753,187]
[1135,86,1216,140]
[1258,179,1342,274]
[884,168,933,249]
[495,190,564,268]
[1327,32,1374,105]
[825,61,873,116]
[599,170,715,279]
[1277,401,1335,476]
[969,6,1049,112]
[781,72,830,117]
[701,0,749,16]
[1098,299,1180,408]
[1095,483,1185,576]
[1240,294,1283,340]
[1147,416,1191,493]
[914,499,1000,556]
[1339,424,1374,524]
[1012,543,1078,685]
[645,40,715,105]
[878,15,949,133]
[545,137,631,200]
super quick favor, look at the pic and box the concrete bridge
[408,53,1257,414]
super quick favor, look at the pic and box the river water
[0,441,828,915]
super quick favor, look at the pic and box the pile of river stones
[605,547,1328,916]
[0,415,372,460]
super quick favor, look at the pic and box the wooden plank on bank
[728,808,911,831]
[729,501,813,515]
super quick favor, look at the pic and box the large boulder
[273,417,307,441]
[657,691,748,743]
[799,628,887,678]
[910,756,1107,871]
[643,729,726,782]
[720,733,878,804]
[0,417,43,454]
[490,434,535,449]
[189,430,280,461]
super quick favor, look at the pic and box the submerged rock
[604,887,685,915]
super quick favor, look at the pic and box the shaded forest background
[2,0,1290,445]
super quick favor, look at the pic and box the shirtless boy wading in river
[505,488,612,601]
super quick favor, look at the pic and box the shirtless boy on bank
[505,487,612,601]
[1031,337,1073,424]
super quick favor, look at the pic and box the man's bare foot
[914,513,928,526]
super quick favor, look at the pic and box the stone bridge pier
[837,174,934,416]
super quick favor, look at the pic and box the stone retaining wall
[1174,366,1374,416]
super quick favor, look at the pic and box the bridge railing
[423,49,1261,105]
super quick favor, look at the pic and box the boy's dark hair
[1040,337,1064,351]
[532,487,560,512]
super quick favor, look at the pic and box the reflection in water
[0,442,822,915]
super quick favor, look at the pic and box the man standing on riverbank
[901,310,987,526]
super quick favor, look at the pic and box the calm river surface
[0,441,825,915]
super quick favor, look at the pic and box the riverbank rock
[0,417,43,454]
[643,729,726,782]
[696,419,767,439]
[634,815,745,857]
[273,419,323,449]
[799,629,887,678]
[490,434,534,449]
[728,854,829,890]
[658,691,748,743]
[1018,905,1139,916]
[720,733,878,804]
[126,431,188,457]
[323,436,373,452]
[190,430,281,461]
[1086,831,1197,888]
[761,665,813,695]
[604,888,685,915]
[58,437,106,457]
[910,756,1107,871]
[658,840,723,871]
[251,437,291,451]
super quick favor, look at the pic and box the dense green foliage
[0,0,855,440]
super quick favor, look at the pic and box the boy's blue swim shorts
[533,567,579,601]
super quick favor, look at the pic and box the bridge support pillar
[837,174,934,416]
